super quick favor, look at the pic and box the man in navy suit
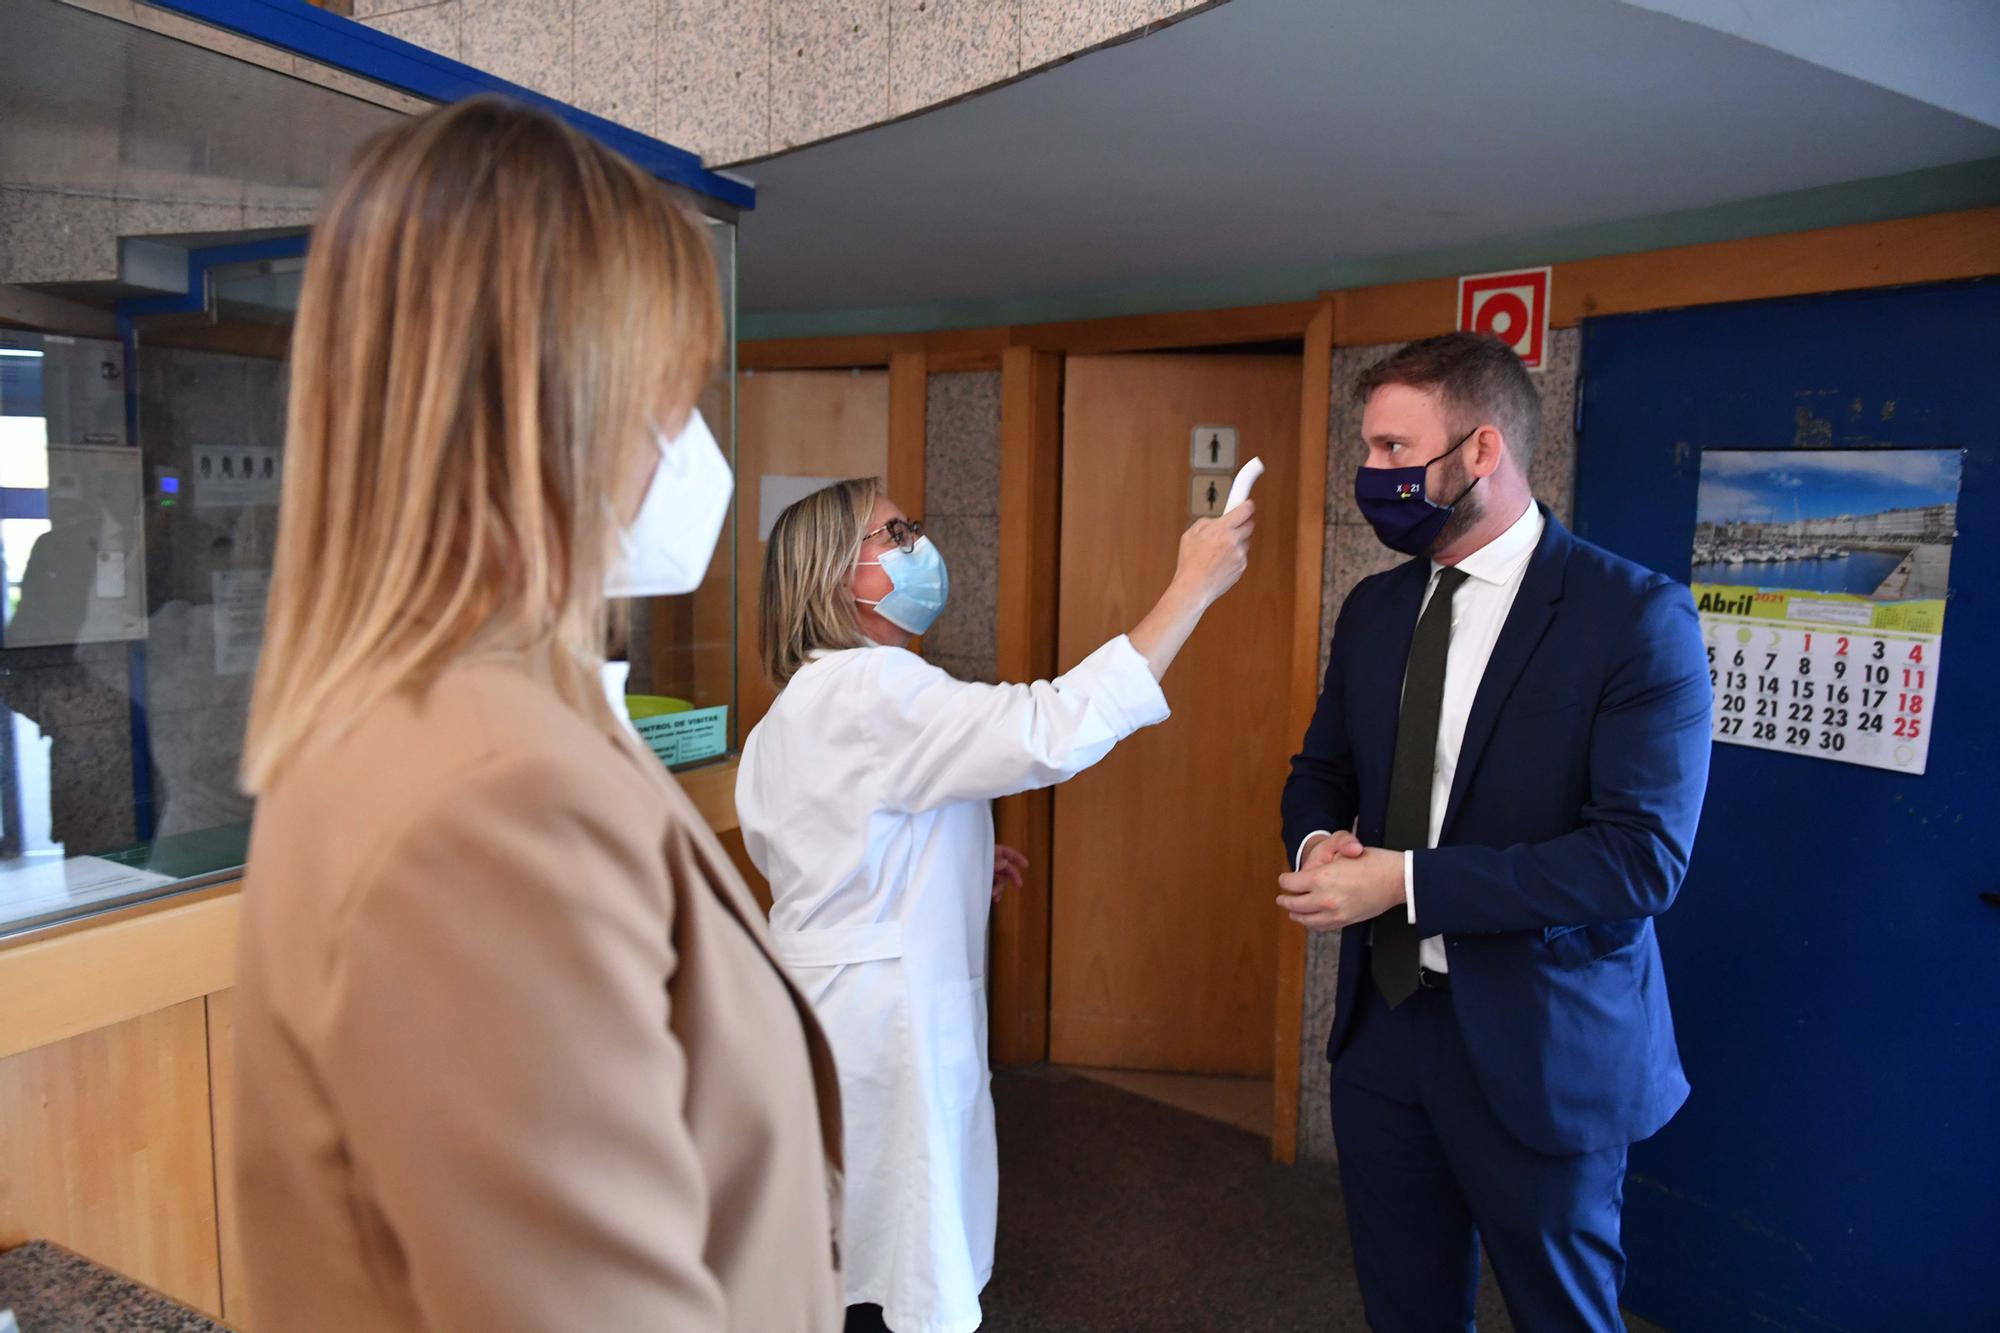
[1278,333,1711,1332]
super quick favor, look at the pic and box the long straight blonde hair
[760,477,882,687]
[242,96,720,794]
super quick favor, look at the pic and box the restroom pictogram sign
[1457,266,1551,370]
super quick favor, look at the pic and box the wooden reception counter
[0,758,742,1329]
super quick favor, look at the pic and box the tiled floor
[1065,1065,1275,1138]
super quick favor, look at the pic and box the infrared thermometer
[1223,456,1264,514]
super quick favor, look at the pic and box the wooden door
[1049,353,1300,1075]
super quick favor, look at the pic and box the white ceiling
[735,0,2000,331]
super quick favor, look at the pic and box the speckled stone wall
[359,0,1214,164]
[920,369,1001,683]
[1295,328,1581,1164]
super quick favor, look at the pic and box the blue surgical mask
[858,536,950,635]
[1354,426,1480,555]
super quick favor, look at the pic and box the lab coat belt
[768,921,906,969]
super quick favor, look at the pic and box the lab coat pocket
[920,977,990,1114]
[793,961,845,1008]
[817,960,913,1095]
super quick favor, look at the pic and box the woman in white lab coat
[737,477,1254,1333]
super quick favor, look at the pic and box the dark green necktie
[1372,565,1470,1007]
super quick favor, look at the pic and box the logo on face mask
[1395,482,1421,500]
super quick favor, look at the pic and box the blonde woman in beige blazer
[231,97,843,1331]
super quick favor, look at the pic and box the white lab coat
[736,635,1170,1333]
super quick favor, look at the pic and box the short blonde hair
[760,478,882,687]
[242,96,721,793]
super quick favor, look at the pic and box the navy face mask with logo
[1354,426,1480,555]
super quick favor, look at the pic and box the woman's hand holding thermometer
[1224,456,1264,514]
[1126,458,1261,680]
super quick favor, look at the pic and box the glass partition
[625,216,741,763]
[1,0,742,934]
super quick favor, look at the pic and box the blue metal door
[1574,280,1999,1333]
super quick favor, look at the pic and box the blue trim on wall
[0,490,50,522]
[138,0,753,210]
[126,641,155,843]
[112,317,150,841]
[119,234,312,320]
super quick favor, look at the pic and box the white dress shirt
[1299,502,1545,972]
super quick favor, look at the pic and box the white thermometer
[1223,456,1265,513]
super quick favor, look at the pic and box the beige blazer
[232,660,843,1331]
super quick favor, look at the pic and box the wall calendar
[1690,449,1959,774]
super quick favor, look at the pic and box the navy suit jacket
[1281,508,1712,1156]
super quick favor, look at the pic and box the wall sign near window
[212,568,271,676]
[1690,449,1960,773]
[192,444,282,508]
[635,704,729,768]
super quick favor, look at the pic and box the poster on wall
[1691,449,1960,774]
[758,475,842,542]
[193,444,282,509]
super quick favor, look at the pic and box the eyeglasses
[862,518,925,554]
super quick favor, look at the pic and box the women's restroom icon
[1189,424,1237,517]
[1189,474,1227,518]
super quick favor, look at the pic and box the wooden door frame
[990,347,1064,1066]
[1003,318,1327,1163]
[1271,301,1334,1161]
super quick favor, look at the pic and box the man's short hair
[1356,332,1541,474]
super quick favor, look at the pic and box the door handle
[1982,892,2000,910]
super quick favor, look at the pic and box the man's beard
[1426,452,1484,555]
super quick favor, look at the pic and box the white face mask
[599,659,639,736]
[607,409,733,599]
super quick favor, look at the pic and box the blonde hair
[760,477,882,687]
[242,96,721,794]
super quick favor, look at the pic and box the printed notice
[211,569,272,676]
[634,705,729,768]
[1691,449,1959,774]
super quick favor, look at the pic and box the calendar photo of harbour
[1691,449,1960,601]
